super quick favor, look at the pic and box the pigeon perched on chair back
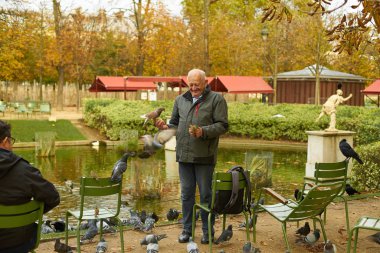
[111,152,135,182]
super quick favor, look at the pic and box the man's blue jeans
[179,162,215,235]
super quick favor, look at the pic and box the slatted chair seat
[347,216,380,253]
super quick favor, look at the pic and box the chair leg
[208,212,213,253]
[76,220,81,253]
[353,227,359,253]
[343,197,350,236]
[100,219,103,238]
[244,211,250,242]
[65,213,69,245]
[192,205,197,240]
[222,214,226,231]
[118,217,125,253]
[346,227,355,253]
[252,212,256,243]
[281,222,291,253]
[315,217,327,242]
[323,207,327,224]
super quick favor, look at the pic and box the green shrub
[350,141,380,191]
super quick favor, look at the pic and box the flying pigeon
[345,183,360,196]
[54,239,74,253]
[187,237,199,253]
[369,232,380,244]
[166,208,180,221]
[242,241,261,253]
[111,152,135,182]
[141,107,165,127]
[215,224,233,244]
[147,242,159,253]
[324,240,337,253]
[304,229,320,244]
[80,219,98,244]
[140,234,167,246]
[296,222,310,237]
[96,238,108,253]
[154,128,177,145]
[339,139,363,164]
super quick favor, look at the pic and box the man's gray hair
[187,69,206,82]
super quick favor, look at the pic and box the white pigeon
[187,237,199,253]
[96,238,107,253]
[147,243,159,253]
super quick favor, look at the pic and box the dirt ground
[36,197,380,253]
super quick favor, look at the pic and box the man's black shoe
[201,233,214,244]
[178,230,191,243]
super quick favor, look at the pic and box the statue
[316,89,352,131]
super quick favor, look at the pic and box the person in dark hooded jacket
[0,120,60,253]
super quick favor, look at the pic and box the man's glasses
[8,136,15,145]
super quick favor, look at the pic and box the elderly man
[156,69,228,244]
[0,120,60,253]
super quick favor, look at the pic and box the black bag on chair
[212,166,252,214]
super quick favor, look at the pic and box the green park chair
[0,103,6,116]
[16,103,32,117]
[39,102,51,115]
[301,160,349,233]
[259,182,343,253]
[65,177,124,253]
[192,170,251,253]
[347,216,380,253]
[0,200,44,253]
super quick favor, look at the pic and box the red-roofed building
[209,76,274,94]
[362,79,380,107]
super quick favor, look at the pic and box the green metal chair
[259,182,343,253]
[39,102,51,115]
[0,200,44,253]
[191,171,251,253]
[16,103,32,117]
[0,103,6,116]
[301,160,349,232]
[65,177,124,253]
[347,216,380,253]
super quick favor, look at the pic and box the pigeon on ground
[251,197,265,210]
[238,214,258,229]
[42,220,55,234]
[51,218,66,232]
[95,238,107,253]
[345,183,360,196]
[111,152,135,182]
[215,224,233,244]
[304,229,320,244]
[369,232,380,244]
[187,237,199,253]
[166,208,180,221]
[323,240,337,253]
[242,241,261,253]
[339,139,364,164]
[80,219,98,244]
[140,234,167,245]
[141,107,165,127]
[54,239,74,253]
[123,210,144,230]
[296,222,310,237]
[143,212,159,232]
[147,242,159,253]
[139,210,147,223]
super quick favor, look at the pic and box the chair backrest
[78,177,122,218]
[0,200,44,250]
[287,182,343,222]
[210,171,250,213]
[17,103,28,113]
[39,103,51,113]
[314,160,348,195]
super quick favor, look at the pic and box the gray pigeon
[242,241,261,253]
[215,224,233,244]
[140,234,167,246]
[54,238,74,253]
[147,242,159,253]
[123,210,144,230]
[187,237,199,253]
[96,238,108,253]
[80,219,98,244]
[166,208,180,221]
[304,229,320,244]
[141,107,165,127]
[111,152,135,182]
[323,240,337,253]
[154,128,177,145]
[370,232,380,244]
[42,220,55,234]
[238,215,258,229]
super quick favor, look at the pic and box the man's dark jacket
[0,148,60,250]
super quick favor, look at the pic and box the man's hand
[155,119,168,130]
[189,125,203,138]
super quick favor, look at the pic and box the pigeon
[138,135,159,158]
[147,242,159,253]
[140,234,167,245]
[339,139,363,164]
[139,210,147,223]
[166,208,180,221]
[238,214,258,229]
[215,224,233,244]
[369,232,380,244]
[345,183,360,196]
[251,197,265,210]
[96,238,108,253]
[51,218,66,232]
[242,241,261,253]
[123,210,144,230]
[80,219,98,244]
[42,220,55,234]
[111,152,135,182]
[294,188,305,201]
[323,240,337,253]
[187,237,199,253]
[54,239,74,253]
[296,222,310,237]
[154,128,177,145]
[141,107,165,127]
[304,229,320,244]
[143,213,158,232]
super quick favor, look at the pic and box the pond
[15,145,307,221]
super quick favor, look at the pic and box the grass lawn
[7,119,86,142]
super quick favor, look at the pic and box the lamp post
[261,26,269,103]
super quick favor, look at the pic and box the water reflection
[14,145,306,220]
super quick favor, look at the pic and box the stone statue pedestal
[305,130,355,178]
